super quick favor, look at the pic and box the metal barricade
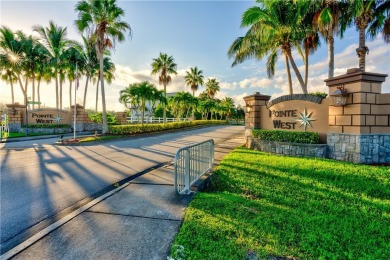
[174,139,214,194]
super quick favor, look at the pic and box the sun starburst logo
[295,108,316,131]
[54,115,63,123]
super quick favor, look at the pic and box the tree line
[1,0,130,134]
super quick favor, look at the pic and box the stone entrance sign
[27,109,71,125]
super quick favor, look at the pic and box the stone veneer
[247,138,328,158]
[20,128,72,134]
[328,133,390,164]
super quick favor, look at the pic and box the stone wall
[21,128,72,135]
[247,138,328,158]
[328,133,390,164]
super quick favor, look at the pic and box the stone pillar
[71,104,89,131]
[243,92,271,138]
[325,69,389,163]
[115,112,128,125]
[6,103,26,132]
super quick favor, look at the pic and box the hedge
[252,129,320,144]
[22,124,70,129]
[109,120,227,135]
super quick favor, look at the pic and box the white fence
[126,117,190,124]
[0,114,9,139]
[174,139,214,194]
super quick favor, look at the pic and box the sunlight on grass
[171,147,390,259]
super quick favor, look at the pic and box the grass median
[170,147,390,259]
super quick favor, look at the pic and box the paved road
[0,125,243,251]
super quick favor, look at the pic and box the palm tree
[119,84,140,120]
[221,97,234,121]
[184,66,204,96]
[0,26,27,102]
[205,78,220,99]
[0,68,17,104]
[119,82,157,125]
[75,0,131,134]
[33,21,71,109]
[35,62,52,109]
[311,0,347,79]
[151,52,177,123]
[228,1,306,94]
[345,0,390,71]
[64,45,84,108]
[150,88,167,118]
[169,92,193,119]
[80,35,98,108]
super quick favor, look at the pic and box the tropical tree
[80,35,99,108]
[344,0,390,71]
[0,67,17,104]
[119,81,158,125]
[310,0,347,79]
[297,2,321,89]
[168,91,194,119]
[149,88,167,117]
[0,26,27,103]
[184,66,204,96]
[228,0,307,94]
[205,78,220,99]
[64,45,85,108]
[151,52,177,123]
[221,97,235,121]
[75,0,132,134]
[33,21,71,109]
[119,83,140,120]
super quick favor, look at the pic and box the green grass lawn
[170,147,390,260]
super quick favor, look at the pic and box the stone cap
[325,69,388,86]
[6,103,26,108]
[243,92,271,103]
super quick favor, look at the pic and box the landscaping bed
[170,147,390,259]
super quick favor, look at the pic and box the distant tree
[205,78,220,99]
[34,21,71,109]
[184,66,204,96]
[151,52,177,123]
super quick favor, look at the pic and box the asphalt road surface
[0,125,243,252]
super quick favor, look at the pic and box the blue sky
[1,0,389,111]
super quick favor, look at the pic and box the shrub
[22,124,70,129]
[309,92,328,99]
[88,112,117,124]
[109,120,227,135]
[252,129,319,144]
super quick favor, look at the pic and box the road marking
[0,182,130,260]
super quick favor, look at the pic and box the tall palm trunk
[17,75,27,112]
[99,56,109,134]
[83,76,89,108]
[55,74,59,109]
[37,79,41,108]
[357,23,368,71]
[163,82,167,123]
[69,80,73,109]
[59,76,63,109]
[95,77,100,112]
[9,74,14,104]
[32,73,35,109]
[304,46,309,92]
[286,50,307,94]
[284,55,293,95]
[328,29,334,78]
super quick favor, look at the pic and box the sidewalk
[3,136,244,260]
